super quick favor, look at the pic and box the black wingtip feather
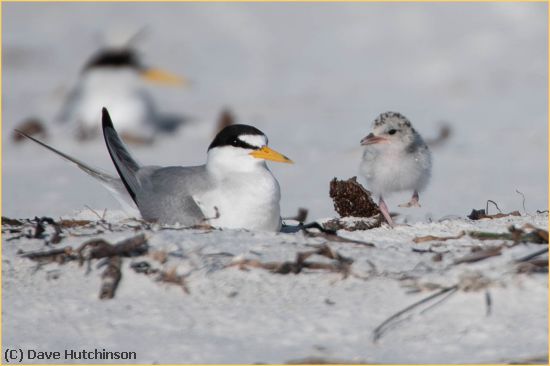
[101,107,138,204]
[102,107,112,129]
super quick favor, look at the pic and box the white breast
[360,145,431,197]
[195,168,282,232]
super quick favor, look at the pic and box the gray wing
[14,130,138,215]
[134,165,210,226]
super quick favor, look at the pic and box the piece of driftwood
[413,231,465,243]
[329,177,379,218]
[77,234,148,264]
[453,247,502,265]
[18,246,76,264]
[99,256,122,299]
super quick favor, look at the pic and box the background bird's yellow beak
[249,146,293,163]
[141,68,188,86]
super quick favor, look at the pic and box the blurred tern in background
[359,112,432,227]
[58,38,187,144]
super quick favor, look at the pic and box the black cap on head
[83,48,143,71]
[208,124,265,151]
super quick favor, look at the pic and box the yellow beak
[249,146,293,164]
[141,68,188,86]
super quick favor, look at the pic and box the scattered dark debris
[413,231,465,243]
[373,285,459,342]
[283,208,309,223]
[486,200,502,214]
[516,258,548,274]
[228,244,353,277]
[468,208,521,220]
[99,256,122,299]
[324,298,335,305]
[515,247,548,273]
[329,177,379,218]
[536,210,548,214]
[413,225,548,245]
[130,260,190,293]
[425,122,452,149]
[1,217,24,226]
[301,223,375,247]
[157,267,190,294]
[453,246,502,265]
[322,216,381,231]
[515,189,527,213]
[18,234,149,300]
[18,246,76,264]
[485,290,492,316]
[130,260,158,275]
[215,107,236,136]
[77,234,148,265]
[13,118,47,143]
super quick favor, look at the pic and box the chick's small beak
[141,68,188,86]
[361,133,388,146]
[249,146,293,164]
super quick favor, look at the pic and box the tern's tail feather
[14,130,139,215]
[101,107,141,205]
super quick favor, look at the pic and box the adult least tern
[359,112,432,227]
[18,108,293,232]
[58,47,185,142]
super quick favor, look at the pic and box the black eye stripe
[232,139,260,150]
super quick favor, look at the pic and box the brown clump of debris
[329,177,379,218]
[12,118,47,143]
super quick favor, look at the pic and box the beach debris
[215,107,236,136]
[425,122,452,148]
[99,256,122,299]
[329,177,379,218]
[228,244,353,277]
[12,118,47,143]
[467,208,521,220]
[283,208,309,223]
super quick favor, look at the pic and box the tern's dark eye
[388,129,397,135]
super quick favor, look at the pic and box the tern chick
[359,112,432,227]
[18,108,293,232]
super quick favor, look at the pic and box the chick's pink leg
[379,196,395,227]
[398,190,421,208]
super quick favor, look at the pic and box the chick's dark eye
[388,129,397,135]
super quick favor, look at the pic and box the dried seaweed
[468,209,521,220]
[413,231,465,243]
[453,247,502,265]
[77,234,148,264]
[329,177,379,218]
[229,244,353,277]
[18,246,76,264]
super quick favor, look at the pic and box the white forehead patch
[239,134,267,148]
